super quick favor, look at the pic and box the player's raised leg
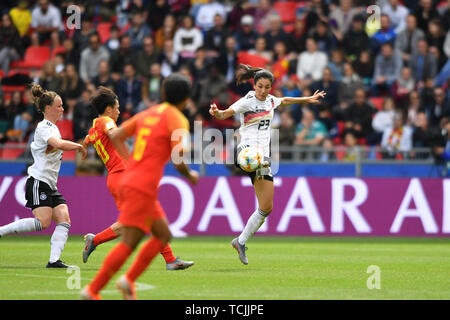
[83,222,121,263]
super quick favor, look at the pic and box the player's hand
[188,170,199,186]
[209,103,221,119]
[308,90,326,104]
[78,145,87,160]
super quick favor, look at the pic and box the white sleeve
[230,96,251,114]
[37,125,57,145]
[271,96,283,109]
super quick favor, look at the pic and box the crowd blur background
[0,0,450,169]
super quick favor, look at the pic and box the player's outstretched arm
[279,90,326,107]
[209,103,236,120]
[48,136,87,159]
[108,127,131,160]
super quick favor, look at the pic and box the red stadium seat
[0,142,25,159]
[51,46,66,58]
[0,70,4,78]
[97,22,112,44]
[369,97,384,111]
[56,119,74,141]
[273,1,297,24]
[15,46,51,69]
[237,51,270,69]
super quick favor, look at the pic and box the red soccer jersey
[84,116,127,174]
[119,103,190,197]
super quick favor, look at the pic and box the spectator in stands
[30,0,62,44]
[279,110,296,160]
[296,38,329,87]
[62,37,80,70]
[310,67,339,111]
[195,0,227,32]
[0,13,23,75]
[91,60,115,90]
[281,76,302,123]
[427,86,450,127]
[395,14,425,66]
[295,107,328,151]
[84,0,117,22]
[328,49,346,82]
[406,90,421,126]
[353,50,374,89]
[252,0,273,34]
[414,0,440,33]
[105,25,120,52]
[159,38,180,78]
[147,0,171,32]
[409,39,438,85]
[370,97,395,145]
[39,59,62,94]
[328,0,359,39]
[216,35,238,84]
[342,130,358,162]
[140,62,163,111]
[234,15,258,51]
[371,14,396,54]
[382,0,409,35]
[115,63,142,116]
[413,111,433,149]
[319,137,337,162]
[0,96,9,143]
[391,66,416,108]
[197,64,228,118]
[9,1,31,48]
[72,17,96,53]
[248,37,273,63]
[79,33,110,82]
[442,0,450,31]
[381,110,413,158]
[154,13,177,51]
[125,10,152,51]
[272,40,291,85]
[8,91,28,142]
[60,63,85,104]
[173,15,204,58]
[134,36,160,78]
[289,17,308,55]
[263,13,289,51]
[308,20,338,54]
[371,42,403,96]
[426,18,447,70]
[342,14,369,61]
[204,13,228,53]
[338,62,363,110]
[109,35,134,81]
[189,46,211,87]
[72,88,95,141]
[344,88,376,139]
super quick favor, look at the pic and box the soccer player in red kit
[81,74,198,300]
[81,86,194,271]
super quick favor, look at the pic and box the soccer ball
[237,147,263,172]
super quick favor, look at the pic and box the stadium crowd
[0,0,450,163]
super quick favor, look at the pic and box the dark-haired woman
[0,84,87,268]
[209,64,326,265]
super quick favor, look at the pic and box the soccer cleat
[80,286,101,300]
[231,237,248,265]
[116,275,137,300]
[46,260,70,268]
[166,256,195,270]
[83,233,96,263]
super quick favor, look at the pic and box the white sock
[49,223,70,263]
[238,209,270,245]
[0,218,42,236]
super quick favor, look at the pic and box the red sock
[89,242,132,294]
[160,243,176,263]
[93,227,118,246]
[126,237,165,282]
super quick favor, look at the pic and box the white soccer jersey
[230,91,282,158]
[27,120,63,191]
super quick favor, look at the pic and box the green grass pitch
[0,236,449,300]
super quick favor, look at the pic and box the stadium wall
[0,176,449,237]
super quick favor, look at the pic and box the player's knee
[37,217,51,230]
[260,204,273,215]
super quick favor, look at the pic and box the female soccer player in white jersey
[209,64,326,265]
[0,83,87,268]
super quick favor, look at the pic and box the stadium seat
[0,142,25,159]
[0,70,4,78]
[273,1,297,24]
[97,22,112,44]
[369,97,384,111]
[15,46,51,69]
[237,51,270,69]
[51,46,66,58]
[56,119,74,141]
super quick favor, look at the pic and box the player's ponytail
[236,64,274,86]
[30,83,58,114]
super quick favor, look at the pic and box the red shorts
[107,170,124,212]
[118,186,165,234]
